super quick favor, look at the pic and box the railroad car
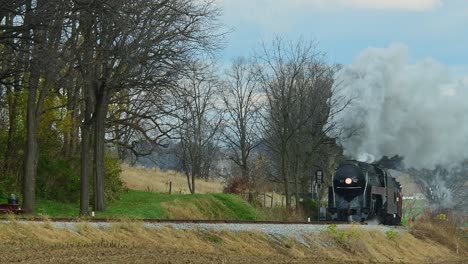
[328,160,402,225]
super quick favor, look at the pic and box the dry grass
[120,164,224,194]
[410,219,468,255]
[311,224,465,263]
[1,220,466,263]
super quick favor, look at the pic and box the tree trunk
[80,83,92,215]
[23,70,40,213]
[80,124,91,215]
[241,147,249,180]
[22,0,42,213]
[282,153,291,208]
[186,172,193,194]
[93,87,108,211]
[294,155,300,210]
[191,172,195,194]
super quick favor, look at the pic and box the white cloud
[220,0,443,32]
[341,0,442,10]
[220,0,442,12]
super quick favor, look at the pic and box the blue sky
[217,0,467,71]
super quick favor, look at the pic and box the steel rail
[5,217,352,225]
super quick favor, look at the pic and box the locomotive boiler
[328,160,402,225]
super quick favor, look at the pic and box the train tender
[327,160,402,225]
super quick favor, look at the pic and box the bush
[104,152,123,202]
[36,152,123,203]
[223,175,251,194]
[0,172,20,201]
[386,229,398,241]
[37,156,80,202]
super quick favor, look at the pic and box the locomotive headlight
[345,177,352,184]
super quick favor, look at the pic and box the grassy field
[120,164,224,194]
[2,165,284,221]
[30,190,257,220]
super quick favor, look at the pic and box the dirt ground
[1,245,466,264]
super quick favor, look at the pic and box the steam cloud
[333,44,468,169]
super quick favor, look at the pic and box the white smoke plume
[333,43,468,169]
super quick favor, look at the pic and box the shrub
[104,152,123,202]
[223,175,251,194]
[37,155,80,202]
[327,224,349,243]
[385,229,398,241]
[0,172,19,201]
[36,151,123,203]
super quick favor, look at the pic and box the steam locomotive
[328,160,402,225]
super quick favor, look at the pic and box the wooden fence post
[169,181,172,194]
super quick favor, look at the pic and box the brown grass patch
[120,164,224,194]
[0,221,466,263]
[410,219,468,255]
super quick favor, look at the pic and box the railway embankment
[0,218,466,263]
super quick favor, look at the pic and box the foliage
[327,224,349,243]
[37,156,80,202]
[34,152,123,203]
[385,229,398,241]
[1,0,224,212]
[0,172,20,201]
[104,153,124,202]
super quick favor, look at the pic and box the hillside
[120,164,224,194]
[32,190,257,220]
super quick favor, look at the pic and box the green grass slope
[29,190,256,220]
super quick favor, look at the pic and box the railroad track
[6,217,349,225]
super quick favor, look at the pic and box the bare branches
[221,57,261,179]
[175,61,223,193]
[255,37,348,208]
[407,164,468,213]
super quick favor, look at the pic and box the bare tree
[257,37,349,209]
[407,163,468,214]
[222,57,261,180]
[75,0,223,211]
[176,62,223,194]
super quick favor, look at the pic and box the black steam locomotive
[328,160,402,225]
